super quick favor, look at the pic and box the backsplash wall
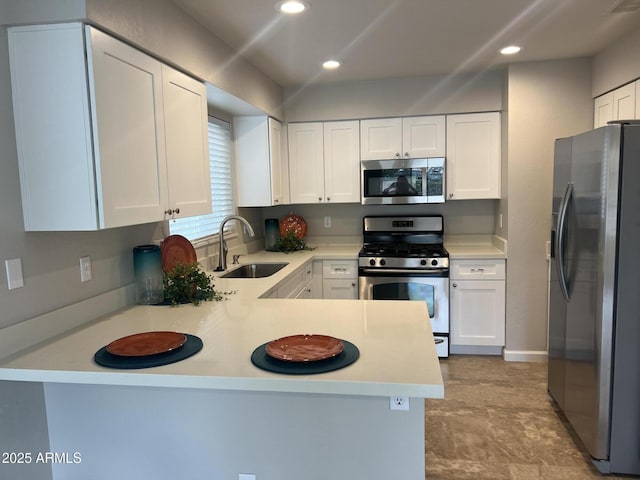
[260,200,497,244]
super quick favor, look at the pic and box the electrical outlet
[5,258,24,290]
[80,256,92,282]
[390,396,410,411]
[324,216,331,228]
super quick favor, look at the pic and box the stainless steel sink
[220,262,288,278]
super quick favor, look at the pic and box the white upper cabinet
[360,118,402,160]
[162,64,211,218]
[446,112,501,200]
[288,122,325,203]
[8,23,210,230]
[288,121,360,204]
[323,121,360,203]
[360,116,445,160]
[402,116,446,158]
[594,93,614,128]
[235,117,288,207]
[594,81,639,128]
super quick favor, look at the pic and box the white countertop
[0,246,444,399]
[445,235,507,259]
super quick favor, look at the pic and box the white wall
[592,23,640,97]
[504,58,592,357]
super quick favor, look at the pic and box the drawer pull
[470,268,485,272]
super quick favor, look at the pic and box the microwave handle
[421,168,428,196]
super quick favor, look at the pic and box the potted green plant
[162,262,233,305]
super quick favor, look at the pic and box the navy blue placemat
[251,339,359,375]
[94,334,203,369]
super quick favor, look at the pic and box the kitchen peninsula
[0,247,444,480]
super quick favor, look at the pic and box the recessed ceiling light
[500,45,521,55]
[322,60,341,70]
[276,1,309,14]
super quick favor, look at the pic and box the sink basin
[220,262,288,279]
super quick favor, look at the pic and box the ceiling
[173,0,640,88]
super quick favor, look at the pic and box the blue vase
[264,218,280,251]
[133,245,164,305]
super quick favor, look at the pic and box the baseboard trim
[450,345,503,356]
[0,285,135,360]
[503,350,548,362]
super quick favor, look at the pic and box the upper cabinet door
[87,26,168,228]
[162,64,211,218]
[360,118,402,160]
[234,117,287,207]
[446,112,501,200]
[594,93,614,128]
[324,120,360,203]
[268,118,286,205]
[612,83,636,121]
[288,122,325,203]
[402,116,445,158]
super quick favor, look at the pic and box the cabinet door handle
[164,209,173,215]
[395,152,401,158]
[452,283,457,288]
[404,152,410,157]
[318,197,323,202]
[351,282,356,287]
[448,193,454,198]
[326,197,331,202]
[174,208,180,214]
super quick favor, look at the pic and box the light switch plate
[5,258,24,290]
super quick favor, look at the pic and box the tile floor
[424,355,631,479]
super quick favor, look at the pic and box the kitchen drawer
[323,279,358,299]
[322,260,358,279]
[450,259,505,280]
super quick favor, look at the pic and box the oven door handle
[359,268,449,276]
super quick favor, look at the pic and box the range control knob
[369,259,376,266]
[380,259,386,266]
[420,259,427,266]
[431,259,439,266]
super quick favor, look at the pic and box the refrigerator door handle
[556,182,573,302]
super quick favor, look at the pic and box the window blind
[170,116,235,241]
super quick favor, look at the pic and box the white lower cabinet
[322,260,358,299]
[450,259,506,352]
[273,261,314,299]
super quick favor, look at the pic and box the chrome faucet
[214,215,255,271]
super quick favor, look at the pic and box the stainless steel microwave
[361,157,445,205]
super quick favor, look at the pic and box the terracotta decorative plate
[161,235,197,273]
[106,331,187,357]
[265,334,344,362]
[279,213,308,239]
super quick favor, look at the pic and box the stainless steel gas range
[358,215,450,357]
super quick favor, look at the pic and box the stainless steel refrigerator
[548,122,640,475]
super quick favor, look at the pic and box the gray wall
[504,58,593,354]
[284,70,503,122]
[592,23,640,97]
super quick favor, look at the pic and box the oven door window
[371,282,434,318]
[363,168,425,197]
